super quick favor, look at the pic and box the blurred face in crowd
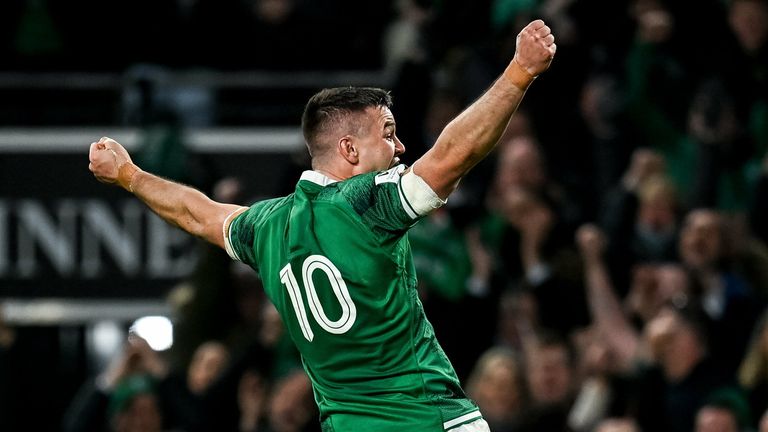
[729,0,768,54]
[495,136,546,192]
[761,408,768,432]
[497,290,538,349]
[187,341,230,395]
[268,371,315,432]
[260,302,285,347]
[655,264,689,299]
[696,406,739,432]
[112,394,162,432]
[499,187,553,230]
[525,343,572,405]
[577,330,616,376]
[254,0,294,23]
[644,306,705,376]
[637,176,677,233]
[679,209,723,270]
[628,263,691,322]
[467,350,524,421]
[595,418,641,432]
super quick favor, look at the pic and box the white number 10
[279,255,357,342]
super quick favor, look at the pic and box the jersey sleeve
[224,199,278,265]
[340,165,445,236]
[224,207,254,264]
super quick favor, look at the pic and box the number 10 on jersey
[279,255,357,342]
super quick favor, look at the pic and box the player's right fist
[88,137,139,191]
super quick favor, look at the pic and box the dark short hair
[301,87,392,156]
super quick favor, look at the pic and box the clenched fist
[88,137,139,191]
[509,19,557,84]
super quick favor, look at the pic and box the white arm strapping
[400,170,446,218]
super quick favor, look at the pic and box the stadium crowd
[2,0,768,430]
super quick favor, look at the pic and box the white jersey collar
[300,170,338,186]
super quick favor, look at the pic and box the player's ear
[339,136,359,164]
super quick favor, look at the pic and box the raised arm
[411,19,556,199]
[88,137,246,249]
[576,224,639,371]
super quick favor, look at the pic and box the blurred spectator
[409,202,497,381]
[738,307,768,426]
[631,300,734,432]
[186,340,230,396]
[594,417,641,432]
[599,148,681,295]
[686,77,758,212]
[107,374,164,432]
[388,35,435,166]
[195,301,301,432]
[694,387,753,432]
[63,335,203,432]
[727,0,768,159]
[383,0,432,75]
[575,224,640,372]
[481,134,588,336]
[465,346,527,431]
[624,262,689,328]
[236,368,268,432]
[488,134,583,232]
[761,408,768,432]
[579,71,642,205]
[626,0,761,213]
[263,369,319,432]
[495,287,539,355]
[567,328,618,432]
[517,330,577,431]
[167,177,252,372]
[678,208,764,375]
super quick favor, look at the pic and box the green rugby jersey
[225,166,482,431]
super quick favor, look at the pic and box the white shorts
[447,418,491,432]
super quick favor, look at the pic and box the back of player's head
[301,87,392,159]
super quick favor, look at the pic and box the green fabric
[409,211,472,301]
[228,167,480,430]
[491,0,537,31]
[14,0,62,55]
[107,374,156,418]
[704,386,752,428]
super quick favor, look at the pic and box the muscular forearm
[441,67,529,169]
[130,170,243,248]
[89,137,245,249]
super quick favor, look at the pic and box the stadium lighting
[130,316,173,351]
